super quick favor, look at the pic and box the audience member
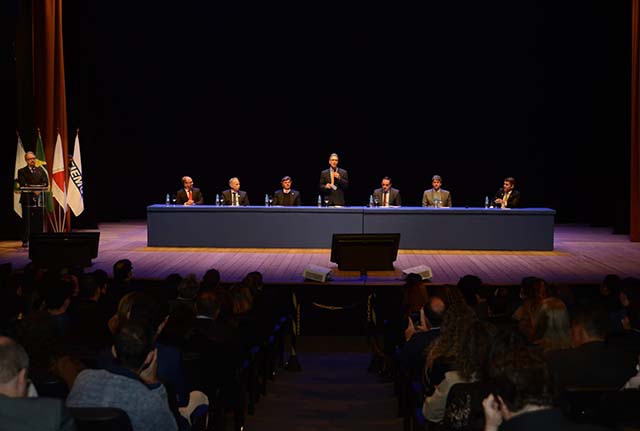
[67,320,178,431]
[546,304,636,390]
[0,336,75,431]
[512,277,548,340]
[101,259,135,319]
[482,347,606,430]
[531,297,571,353]
[423,320,494,424]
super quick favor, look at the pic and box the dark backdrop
[2,1,631,238]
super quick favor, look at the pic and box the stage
[1,221,639,286]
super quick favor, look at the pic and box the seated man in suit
[493,177,521,208]
[373,176,402,207]
[0,336,75,431]
[422,175,452,207]
[175,176,203,206]
[221,177,250,206]
[272,176,301,206]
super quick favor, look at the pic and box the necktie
[383,192,388,207]
[233,192,237,206]
[188,190,192,201]
[330,168,335,186]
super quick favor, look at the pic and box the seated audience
[546,304,636,390]
[67,319,178,431]
[482,347,606,430]
[531,297,572,353]
[0,336,75,431]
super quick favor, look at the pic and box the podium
[19,185,48,243]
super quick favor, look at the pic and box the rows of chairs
[54,315,290,431]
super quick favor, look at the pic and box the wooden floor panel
[1,222,639,285]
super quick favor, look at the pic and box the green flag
[35,131,54,213]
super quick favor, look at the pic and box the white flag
[67,131,84,216]
[13,134,26,218]
[52,133,67,210]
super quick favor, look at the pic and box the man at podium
[17,151,48,247]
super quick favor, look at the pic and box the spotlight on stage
[402,265,433,281]
[302,264,332,282]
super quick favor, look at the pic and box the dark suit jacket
[318,167,349,206]
[272,189,301,206]
[17,166,48,205]
[545,341,637,390]
[494,188,521,208]
[221,189,249,206]
[373,187,402,206]
[0,395,76,431]
[175,188,203,205]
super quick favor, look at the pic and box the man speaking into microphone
[318,153,349,206]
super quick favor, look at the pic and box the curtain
[31,0,69,230]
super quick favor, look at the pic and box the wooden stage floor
[1,221,639,286]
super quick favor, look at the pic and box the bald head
[0,336,29,397]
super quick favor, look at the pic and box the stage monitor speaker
[302,264,332,282]
[330,233,400,271]
[29,232,100,268]
[402,265,433,280]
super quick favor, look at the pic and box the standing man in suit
[16,151,48,247]
[422,175,452,207]
[493,177,521,208]
[0,336,76,431]
[373,176,402,207]
[222,177,250,206]
[272,176,301,206]
[175,176,203,205]
[319,153,349,206]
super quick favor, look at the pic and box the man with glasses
[16,152,48,247]
[373,176,402,207]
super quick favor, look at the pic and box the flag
[13,134,26,217]
[52,132,67,210]
[67,131,84,216]
[35,130,54,213]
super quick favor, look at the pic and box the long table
[147,205,555,250]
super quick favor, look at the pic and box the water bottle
[264,194,269,207]
[215,194,220,206]
[317,195,322,207]
[369,195,374,207]
[434,197,439,208]
[484,196,489,208]
[165,193,170,206]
